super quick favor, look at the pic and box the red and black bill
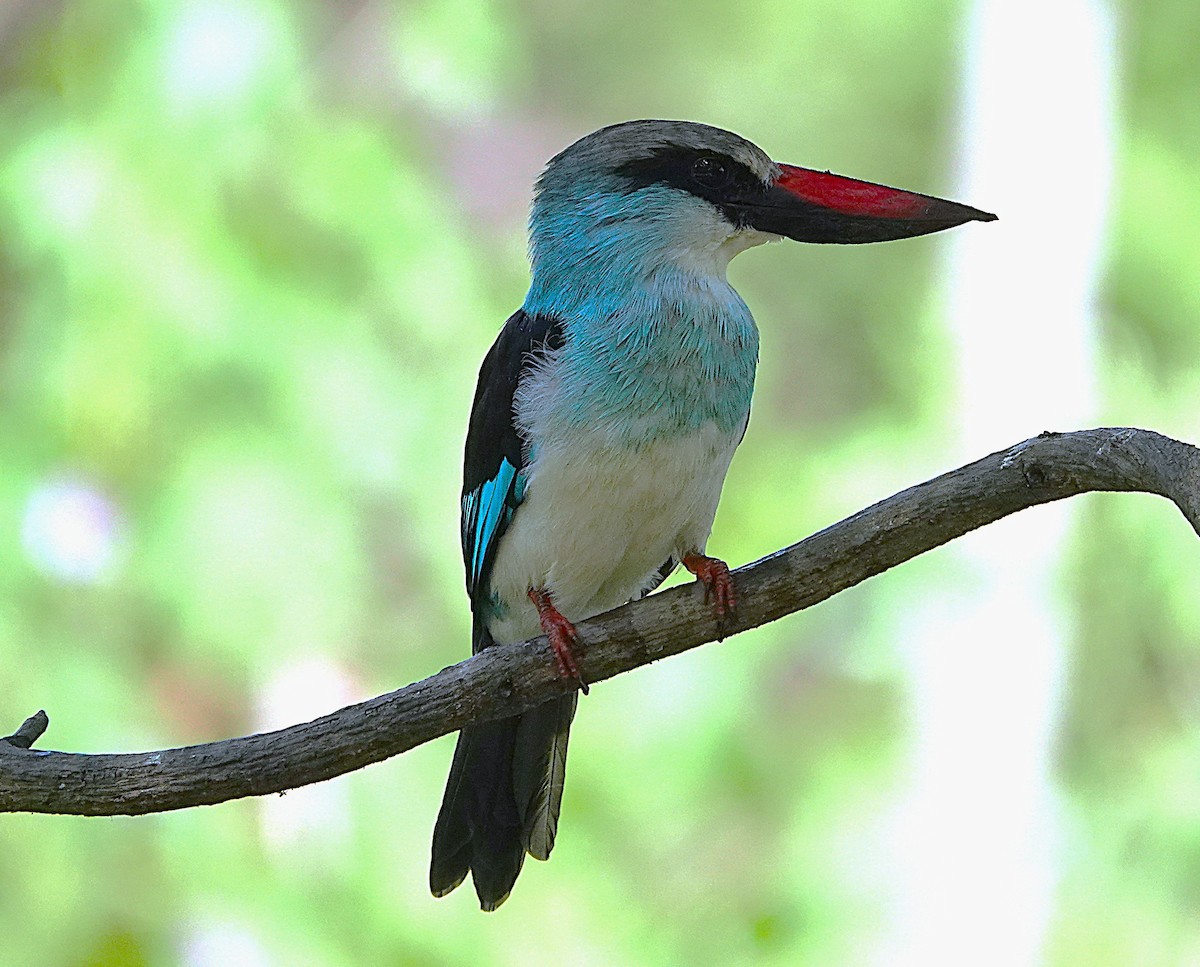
[735,162,996,244]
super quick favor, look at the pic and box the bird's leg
[681,553,737,627]
[527,587,589,695]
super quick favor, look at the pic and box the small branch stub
[3,711,49,750]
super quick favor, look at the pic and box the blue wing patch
[462,457,524,596]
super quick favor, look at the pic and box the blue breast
[556,289,758,444]
[520,180,761,446]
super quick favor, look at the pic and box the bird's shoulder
[464,309,565,494]
[461,310,565,607]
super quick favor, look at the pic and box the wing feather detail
[461,310,565,619]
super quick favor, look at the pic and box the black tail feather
[430,717,524,909]
[430,696,576,910]
[513,695,576,860]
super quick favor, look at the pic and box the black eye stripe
[691,155,732,190]
[615,144,766,206]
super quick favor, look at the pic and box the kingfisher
[430,119,994,909]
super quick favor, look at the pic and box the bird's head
[527,119,995,296]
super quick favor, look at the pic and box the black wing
[460,310,564,648]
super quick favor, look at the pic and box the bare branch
[2,427,1198,816]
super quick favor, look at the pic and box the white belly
[485,421,742,644]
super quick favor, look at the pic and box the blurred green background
[2,0,1199,964]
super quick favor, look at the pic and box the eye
[691,155,732,191]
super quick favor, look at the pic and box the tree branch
[3,427,1198,816]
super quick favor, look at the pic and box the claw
[528,588,589,695]
[681,553,737,632]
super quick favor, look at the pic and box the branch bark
[3,427,1198,816]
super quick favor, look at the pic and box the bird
[430,119,995,910]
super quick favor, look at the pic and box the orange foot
[528,587,589,695]
[682,553,737,631]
